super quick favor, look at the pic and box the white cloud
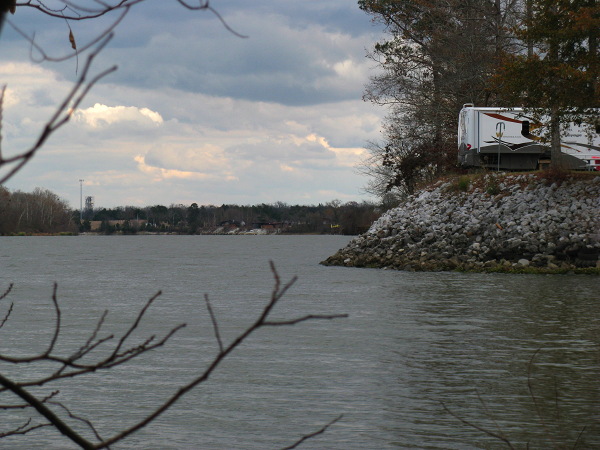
[74,103,164,128]
[1,2,385,207]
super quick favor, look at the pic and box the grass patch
[457,176,470,192]
[437,169,599,196]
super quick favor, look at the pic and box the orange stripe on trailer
[483,113,523,124]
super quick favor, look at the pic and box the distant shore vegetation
[0,186,381,236]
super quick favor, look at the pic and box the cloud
[1,1,385,208]
[74,103,164,128]
[134,154,213,181]
[74,3,381,107]
[140,141,241,180]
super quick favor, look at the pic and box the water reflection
[393,273,600,448]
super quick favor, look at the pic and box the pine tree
[494,0,599,165]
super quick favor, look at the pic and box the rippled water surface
[1,235,598,449]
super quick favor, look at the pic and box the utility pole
[79,179,84,221]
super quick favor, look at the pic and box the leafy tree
[80,219,91,232]
[0,187,73,234]
[147,205,169,227]
[187,202,200,233]
[493,0,600,165]
[358,0,523,198]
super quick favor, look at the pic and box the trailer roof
[461,106,524,112]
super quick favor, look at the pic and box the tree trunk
[526,0,534,58]
[548,8,562,169]
[550,108,562,167]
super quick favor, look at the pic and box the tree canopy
[360,0,599,197]
[493,0,599,161]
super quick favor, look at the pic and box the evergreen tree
[494,0,600,165]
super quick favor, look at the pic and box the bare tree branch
[263,313,349,327]
[441,402,516,449]
[0,85,5,162]
[0,419,52,438]
[48,400,106,445]
[443,348,592,448]
[0,390,59,410]
[1,0,247,184]
[4,0,246,63]
[281,414,343,450]
[0,283,14,329]
[44,283,62,357]
[0,262,346,448]
[0,34,116,184]
[95,261,345,448]
[204,293,224,354]
[66,310,110,363]
[0,372,96,448]
[7,7,128,63]
[0,302,13,329]
[2,4,336,447]
[0,283,12,301]
[109,290,162,360]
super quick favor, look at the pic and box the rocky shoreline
[321,173,600,273]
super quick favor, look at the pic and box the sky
[0,1,385,209]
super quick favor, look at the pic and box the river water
[0,235,598,449]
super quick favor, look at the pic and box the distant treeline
[0,187,381,235]
[82,200,381,235]
[0,187,75,235]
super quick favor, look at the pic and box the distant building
[90,219,147,231]
[251,222,289,231]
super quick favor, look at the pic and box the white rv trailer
[457,104,600,170]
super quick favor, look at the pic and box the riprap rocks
[322,174,600,272]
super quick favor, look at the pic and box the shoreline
[321,172,600,274]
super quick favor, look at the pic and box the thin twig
[441,402,516,449]
[48,400,105,444]
[6,6,129,62]
[281,414,343,450]
[0,302,13,329]
[0,419,52,438]
[0,372,95,449]
[204,293,224,353]
[0,390,60,410]
[0,85,4,160]
[0,283,13,301]
[67,310,110,362]
[527,348,558,447]
[475,389,508,442]
[263,314,349,326]
[572,425,587,449]
[45,283,62,357]
[110,290,161,359]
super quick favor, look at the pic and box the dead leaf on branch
[69,29,76,50]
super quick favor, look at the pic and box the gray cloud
[1,1,385,207]
[100,6,378,106]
